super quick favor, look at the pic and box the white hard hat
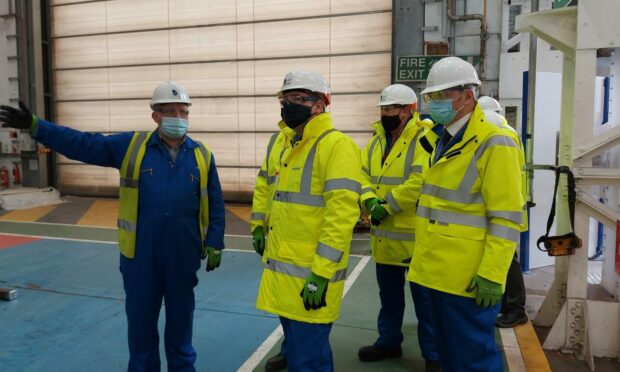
[278,70,331,105]
[150,81,192,109]
[421,57,481,95]
[377,84,417,106]
[478,96,501,113]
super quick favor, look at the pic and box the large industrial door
[50,0,392,199]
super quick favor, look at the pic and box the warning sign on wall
[395,55,480,82]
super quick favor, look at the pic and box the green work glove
[252,226,265,256]
[204,247,222,272]
[299,272,329,311]
[466,275,503,307]
[0,101,37,131]
[365,198,388,225]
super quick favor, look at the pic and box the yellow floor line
[227,205,252,223]
[77,200,119,228]
[0,205,59,222]
[514,321,552,372]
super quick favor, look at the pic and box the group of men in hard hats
[0,56,525,372]
[251,57,526,372]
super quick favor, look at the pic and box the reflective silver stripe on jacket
[316,242,344,263]
[488,223,520,243]
[370,127,423,186]
[420,134,519,206]
[416,206,488,229]
[251,212,266,221]
[265,132,279,174]
[273,129,336,207]
[488,210,523,225]
[258,169,267,178]
[385,192,402,213]
[118,219,137,232]
[371,228,415,241]
[267,175,278,185]
[121,131,149,188]
[362,187,375,194]
[324,178,362,194]
[367,136,382,177]
[273,191,324,207]
[265,258,347,282]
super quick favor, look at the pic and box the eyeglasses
[159,108,190,118]
[422,88,464,103]
[379,104,405,113]
[279,94,319,106]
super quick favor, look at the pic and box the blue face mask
[429,100,458,125]
[160,117,188,139]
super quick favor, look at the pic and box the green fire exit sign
[396,55,480,82]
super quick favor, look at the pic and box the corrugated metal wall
[50,0,392,199]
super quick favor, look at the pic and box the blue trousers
[279,317,333,372]
[375,264,438,361]
[426,286,503,372]
[120,241,201,372]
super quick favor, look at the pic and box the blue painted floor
[0,239,282,371]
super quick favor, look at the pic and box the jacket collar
[148,130,198,149]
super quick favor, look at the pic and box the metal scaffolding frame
[516,1,620,369]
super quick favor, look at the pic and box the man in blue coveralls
[0,81,226,372]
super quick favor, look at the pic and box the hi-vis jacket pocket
[427,219,485,241]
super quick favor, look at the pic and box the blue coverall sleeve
[204,153,225,249]
[32,119,133,169]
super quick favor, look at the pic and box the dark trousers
[375,263,438,361]
[501,253,526,316]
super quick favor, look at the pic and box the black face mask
[281,101,313,129]
[381,114,401,133]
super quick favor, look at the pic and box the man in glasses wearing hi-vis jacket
[407,57,525,372]
[255,69,362,372]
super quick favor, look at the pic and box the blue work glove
[365,198,388,225]
[0,101,36,131]
[299,272,328,311]
[252,226,265,256]
[465,275,503,307]
[204,247,222,272]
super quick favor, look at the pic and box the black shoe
[425,359,442,372]
[495,312,528,328]
[358,345,402,362]
[265,353,287,372]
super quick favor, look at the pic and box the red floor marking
[0,234,41,250]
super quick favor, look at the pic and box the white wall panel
[331,13,391,54]
[170,25,238,63]
[253,19,331,58]
[53,35,107,69]
[106,0,169,33]
[55,68,110,101]
[169,0,237,27]
[52,2,107,37]
[108,65,170,99]
[108,31,170,66]
[51,1,391,198]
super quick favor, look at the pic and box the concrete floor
[2,195,617,371]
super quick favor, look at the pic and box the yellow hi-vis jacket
[118,131,212,258]
[483,109,528,232]
[360,113,429,266]
[407,105,524,297]
[256,113,362,324]
[251,122,288,232]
